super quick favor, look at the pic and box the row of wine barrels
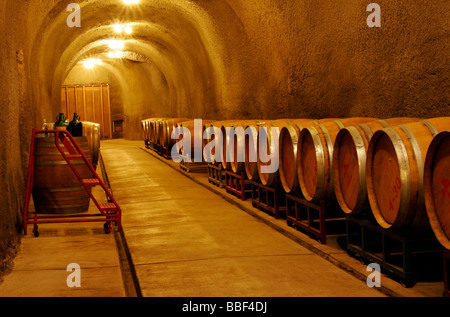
[141,118,193,147]
[366,118,450,233]
[33,136,94,214]
[424,130,450,249]
[141,118,155,143]
[142,116,450,250]
[151,118,168,145]
[82,121,101,168]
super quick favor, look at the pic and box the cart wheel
[104,222,112,234]
[34,229,39,237]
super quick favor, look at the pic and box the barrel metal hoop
[335,126,367,214]
[333,120,345,130]
[377,120,390,128]
[421,120,439,137]
[382,127,412,229]
[317,123,335,198]
[299,126,325,201]
[358,124,374,140]
[399,124,426,216]
[279,126,299,193]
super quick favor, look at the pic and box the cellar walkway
[0,139,444,297]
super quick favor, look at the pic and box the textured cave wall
[0,0,449,278]
[202,0,449,119]
[0,0,36,278]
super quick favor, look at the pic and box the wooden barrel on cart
[366,117,450,232]
[424,130,450,249]
[32,136,93,214]
[332,118,420,215]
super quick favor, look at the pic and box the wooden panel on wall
[61,84,112,139]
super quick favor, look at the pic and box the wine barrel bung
[424,130,450,249]
[297,117,377,202]
[32,136,93,214]
[366,117,450,232]
[333,118,420,215]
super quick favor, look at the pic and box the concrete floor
[0,139,445,297]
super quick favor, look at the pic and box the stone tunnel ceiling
[11,0,450,140]
[0,0,448,267]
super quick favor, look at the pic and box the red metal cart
[23,129,121,237]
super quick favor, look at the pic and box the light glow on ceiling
[105,40,125,50]
[82,58,102,69]
[113,24,133,34]
[108,50,124,58]
[123,0,140,4]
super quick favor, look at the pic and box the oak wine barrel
[278,118,337,194]
[332,118,420,215]
[366,117,450,232]
[424,130,450,249]
[32,136,93,214]
[297,117,377,202]
[82,121,101,168]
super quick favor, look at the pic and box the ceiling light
[82,58,102,69]
[105,40,124,50]
[112,24,133,34]
[113,25,123,33]
[124,25,132,34]
[108,50,124,58]
[123,0,139,4]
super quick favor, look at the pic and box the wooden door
[61,84,112,139]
